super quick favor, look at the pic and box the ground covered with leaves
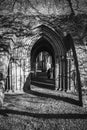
[0,86,87,130]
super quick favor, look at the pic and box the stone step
[31,77,55,84]
[31,80,55,90]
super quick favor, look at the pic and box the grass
[0,86,87,130]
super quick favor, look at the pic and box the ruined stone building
[0,0,87,106]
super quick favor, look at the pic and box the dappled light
[0,0,87,129]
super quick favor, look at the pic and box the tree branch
[66,0,75,15]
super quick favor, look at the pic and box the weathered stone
[0,81,4,106]
[0,52,10,106]
[0,53,9,79]
[75,45,87,88]
[11,63,24,92]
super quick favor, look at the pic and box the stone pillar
[66,52,71,93]
[23,52,31,92]
[67,58,70,92]
[55,57,59,90]
[0,52,10,106]
[59,57,62,91]
[60,57,63,91]
[27,52,31,85]
[33,61,37,77]
[59,55,67,92]
[58,61,60,90]
[36,58,38,71]
[63,57,65,91]
[64,55,67,91]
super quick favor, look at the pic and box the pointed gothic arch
[30,24,82,105]
[30,24,67,91]
[5,24,82,106]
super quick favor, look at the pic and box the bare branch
[66,0,75,15]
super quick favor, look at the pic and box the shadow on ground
[24,89,82,106]
[23,73,83,106]
[0,108,87,119]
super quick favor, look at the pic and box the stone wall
[0,51,10,105]
[66,45,87,91]
[5,46,31,92]
[0,52,9,80]
[75,45,87,88]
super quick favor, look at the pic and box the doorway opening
[31,38,55,90]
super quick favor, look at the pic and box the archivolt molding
[30,24,66,57]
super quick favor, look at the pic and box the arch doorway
[30,28,67,91]
[31,38,55,90]
[4,24,82,105]
[5,24,82,106]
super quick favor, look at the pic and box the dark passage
[31,72,55,90]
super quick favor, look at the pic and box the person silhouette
[47,68,51,79]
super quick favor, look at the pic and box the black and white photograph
[0,0,87,129]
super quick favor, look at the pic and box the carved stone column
[23,51,31,92]
[59,57,62,91]
[55,57,59,90]
[66,52,71,93]
[59,56,64,91]
[0,51,10,106]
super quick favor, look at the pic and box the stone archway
[30,24,67,90]
[31,38,55,72]
[3,24,82,105]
